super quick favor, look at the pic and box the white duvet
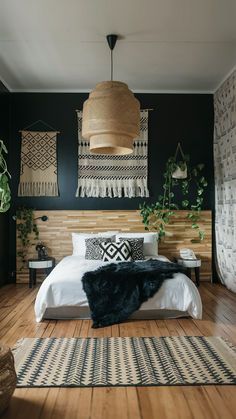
[34,255,202,322]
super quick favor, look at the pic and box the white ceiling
[0,0,236,92]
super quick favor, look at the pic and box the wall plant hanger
[171,142,188,179]
[140,144,208,242]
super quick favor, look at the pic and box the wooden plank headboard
[16,209,212,283]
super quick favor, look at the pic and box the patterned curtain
[214,70,236,292]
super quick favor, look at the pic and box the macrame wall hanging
[18,121,59,197]
[76,110,150,198]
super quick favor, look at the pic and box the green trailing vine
[0,140,11,213]
[140,148,208,242]
[14,207,39,269]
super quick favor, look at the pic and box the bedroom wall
[8,92,214,279]
[0,81,10,286]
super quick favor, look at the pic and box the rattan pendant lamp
[82,34,140,155]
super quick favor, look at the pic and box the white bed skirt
[43,306,189,320]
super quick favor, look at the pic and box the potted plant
[140,146,208,242]
[14,208,39,269]
[171,142,188,179]
[0,140,11,213]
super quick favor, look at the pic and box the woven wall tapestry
[76,110,149,198]
[18,131,59,196]
[214,70,236,292]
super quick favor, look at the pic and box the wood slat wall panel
[16,210,212,283]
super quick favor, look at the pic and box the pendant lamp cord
[110,49,113,81]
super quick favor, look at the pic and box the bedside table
[177,258,201,287]
[28,257,55,288]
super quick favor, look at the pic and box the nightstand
[28,257,55,288]
[177,258,201,287]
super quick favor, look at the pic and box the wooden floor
[0,283,236,419]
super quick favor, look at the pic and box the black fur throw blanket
[82,259,186,328]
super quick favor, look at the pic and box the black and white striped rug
[13,336,236,387]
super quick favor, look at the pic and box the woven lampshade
[82,81,140,155]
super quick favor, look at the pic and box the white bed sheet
[34,255,202,322]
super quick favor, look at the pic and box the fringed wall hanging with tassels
[75,109,150,198]
[18,121,59,197]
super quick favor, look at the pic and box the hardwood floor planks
[202,386,235,419]
[51,319,78,338]
[177,318,202,335]
[119,320,158,337]
[164,319,186,336]
[126,388,142,419]
[138,387,193,419]
[91,387,129,419]
[1,283,236,419]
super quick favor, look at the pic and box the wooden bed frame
[16,209,212,283]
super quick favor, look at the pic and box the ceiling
[0,0,236,93]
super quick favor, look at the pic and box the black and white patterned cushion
[100,241,132,262]
[85,238,111,260]
[118,237,144,260]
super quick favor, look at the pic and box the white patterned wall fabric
[214,70,236,292]
[76,110,149,198]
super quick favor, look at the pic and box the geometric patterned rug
[13,336,236,387]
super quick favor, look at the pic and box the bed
[34,254,202,322]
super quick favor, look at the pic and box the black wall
[0,81,10,286]
[7,92,214,279]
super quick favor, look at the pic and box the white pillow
[72,232,116,257]
[144,255,169,262]
[115,232,158,256]
[98,231,119,237]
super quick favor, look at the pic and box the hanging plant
[140,145,208,242]
[0,140,11,213]
[171,142,188,179]
[13,207,39,269]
